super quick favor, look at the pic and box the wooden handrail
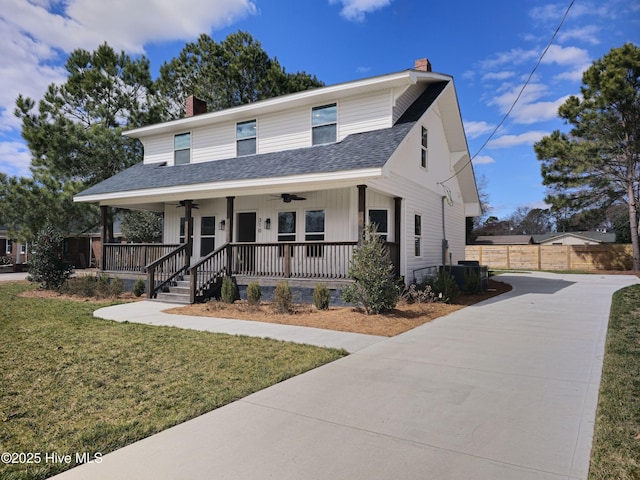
[147,244,190,299]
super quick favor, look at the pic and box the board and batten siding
[163,188,356,259]
[142,88,395,166]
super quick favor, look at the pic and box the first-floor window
[278,211,296,257]
[369,209,388,241]
[200,216,215,256]
[414,214,422,257]
[278,212,296,241]
[5,240,12,254]
[305,209,325,257]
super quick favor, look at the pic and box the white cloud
[488,82,570,124]
[3,0,257,54]
[329,0,392,21]
[464,120,495,139]
[479,48,539,70]
[482,71,516,81]
[0,141,32,177]
[472,155,495,165]
[541,45,590,68]
[488,131,549,148]
[557,25,601,45]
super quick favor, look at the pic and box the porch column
[184,200,193,269]
[100,205,110,270]
[394,197,402,277]
[357,184,367,244]
[226,196,235,274]
[226,196,235,243]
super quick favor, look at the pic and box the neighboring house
[75,58,481,302]
[474,235,534,245]
[533,231,616,246]
[0,227,28,267]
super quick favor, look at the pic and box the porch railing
[227,241,358,279]
[102,243,180,272]
[189,244,228,303]
[146,244,190,299]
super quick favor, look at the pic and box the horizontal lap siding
[339,91,392,139]
[143,89,394,165]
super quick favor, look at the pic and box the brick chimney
[414,58,432,72]
[186,95,207,117]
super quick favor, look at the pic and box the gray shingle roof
[77,81,448,198]
[77,122,415,197]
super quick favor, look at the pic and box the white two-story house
[75,59,481,303]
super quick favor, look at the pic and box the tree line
[470,43,639,268]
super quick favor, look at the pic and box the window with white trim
[305,209,325,257]
[414,214,422,257]
[200,216,215,256]
[174,133,191,165]
[420,126,428,169]
[278,212,296,242]
[236,120,257,156]
[312,104,337,145]
[369,209,388,241]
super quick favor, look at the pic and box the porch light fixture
[264,218,271,230]
[219,220,226,231]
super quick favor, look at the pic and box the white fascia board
[74,168,384,205]
[125,71,452,139]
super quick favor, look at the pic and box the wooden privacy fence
[465,244,633,271]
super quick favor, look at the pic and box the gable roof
[533,232,616,244]
[474,235,534,245]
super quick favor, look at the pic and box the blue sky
[1,0,639,220]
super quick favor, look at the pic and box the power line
[438,0,576,187]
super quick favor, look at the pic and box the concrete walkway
[52,272,638,480]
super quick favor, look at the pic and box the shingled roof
[76,81,448,199]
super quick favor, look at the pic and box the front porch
[102,240,399,303]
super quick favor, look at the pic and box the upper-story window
[174,133,191,165]
[420,126,428,169]
[312,104,337,145]
[236,120,257,156]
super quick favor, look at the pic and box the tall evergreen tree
[5,43,162,242]
[156,31,323,118]
[534,43,640,269]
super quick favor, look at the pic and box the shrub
[60,275,124,299]
[221,277,237,304]
[313,284,331,310]
[431,268,459,302]
[463,267,482,294]
[272,281,292,314]
[109,277,124,297]
[401,283,436,305]
[0,255,13,266]
[246,282,261,306]
[342,223,401,314]
[133,279,146,297]
[28,224,73,290]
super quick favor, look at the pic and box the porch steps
[154,277,191,304]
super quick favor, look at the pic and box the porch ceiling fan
[173,200,199,209]
[279,193,306,203]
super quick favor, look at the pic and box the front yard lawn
[589,283,640,479]
[0,282,346,480]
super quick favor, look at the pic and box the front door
[236,212,256,273]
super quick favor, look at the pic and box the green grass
[589,284,640,480]
[0,282,347,480]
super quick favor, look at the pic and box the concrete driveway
[51,271,638,480]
